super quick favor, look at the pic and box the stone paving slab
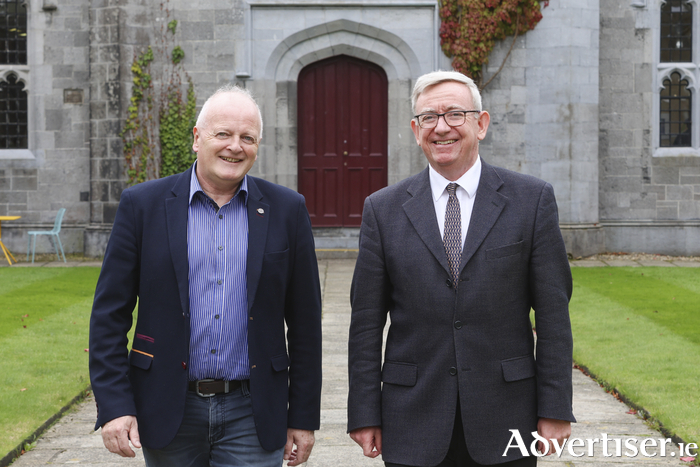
[3,260,103,268]
[603,260,643,267]
[671,261,700,267]
[570,260,608,267]
[7,259,695,467]
[636,261,677,267]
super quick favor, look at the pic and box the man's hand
[284,428,315,466]
[537,418,571,456]
[349,426,382,458]
[101,415,141,457]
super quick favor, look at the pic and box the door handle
[343,151,348,156]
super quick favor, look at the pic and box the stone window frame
[0,0,32,161]
[0,67,29,149]
[652,0,700,157]
[659,71,693,148]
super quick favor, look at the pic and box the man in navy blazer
[348,71,575,466]
[90,86,322,466]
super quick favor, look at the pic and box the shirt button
[211,349,216,354]
[219,214,223,219]
[217,280,222,285]
[218,246,223,251]
[454,321,463,330]
[215,314,220,319]
[449,367,457,376]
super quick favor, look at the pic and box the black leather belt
[188,379,244,397]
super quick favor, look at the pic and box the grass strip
[0,388,90,467]
[0,268,101,457]
[570,267,700,449]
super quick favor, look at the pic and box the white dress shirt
[429,156,482,250]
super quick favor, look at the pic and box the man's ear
[410,119,420,145]
[477,111,490,141]
[192,126,200,152]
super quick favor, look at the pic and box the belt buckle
[195,379,227,397]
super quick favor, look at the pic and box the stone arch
[264,19,422,82]
[0,69,29,93]
[657,67,696,91]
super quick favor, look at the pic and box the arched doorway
[297,55,388,227]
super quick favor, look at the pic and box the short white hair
[411,70,482,115]
[196,84,264,140]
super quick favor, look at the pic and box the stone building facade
[0,0,698,259]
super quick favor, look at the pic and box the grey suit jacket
[348,161,575,466]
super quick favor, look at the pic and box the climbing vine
[121,46,156,185]
[439,0,546,88]
[121,4,197,185]
[159,20,197,178]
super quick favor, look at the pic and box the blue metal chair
[27,208,66,263]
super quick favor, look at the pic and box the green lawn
[1,264,698,460]
[0,267,101,457]
[570,267,700,448]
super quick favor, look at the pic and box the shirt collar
[429,155,482,202]
[189,161,249,206]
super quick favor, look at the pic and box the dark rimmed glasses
[413,110,480,129]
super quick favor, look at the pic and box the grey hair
[411,70,482,115]
[196,84,264,140]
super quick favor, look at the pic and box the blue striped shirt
[187,165,250,381]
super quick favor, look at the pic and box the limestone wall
[598,0,700,255]
[0,0,91,256]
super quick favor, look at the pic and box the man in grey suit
[347,70,575,466]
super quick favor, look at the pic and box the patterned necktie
[444,183,461,287]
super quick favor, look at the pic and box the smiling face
[192,92,261,203]
[410,81,490,181]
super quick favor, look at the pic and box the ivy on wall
[439,0,547,88]
[121,8,197,185]
[159,21,197,178]
[121,47,156,185]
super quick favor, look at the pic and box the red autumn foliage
[439,0,545,84]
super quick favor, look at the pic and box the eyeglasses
[413,110,481,129]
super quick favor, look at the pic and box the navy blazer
[348,161,574,466]
[89,167,322,451]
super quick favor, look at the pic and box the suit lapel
[460,161,507,270]
[403,168,451,277]
[165,167,192,316]
[245,177,269,313]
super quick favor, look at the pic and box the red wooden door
[298,55,388,227]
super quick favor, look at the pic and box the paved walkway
[7,258,697,466]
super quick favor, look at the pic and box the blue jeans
[143,383,285,467]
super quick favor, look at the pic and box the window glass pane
[660,72,692,147]
[0,0,27,65]
[0,72,28,148]
[660,0,693,62]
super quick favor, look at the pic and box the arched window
[0,0,28,150]
[0,0,27,65]
[654,0,699,154]
[660,0,692,63]
[660,72,692,147]
[0,72,27,148]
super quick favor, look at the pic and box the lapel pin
[257,208,265,214]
